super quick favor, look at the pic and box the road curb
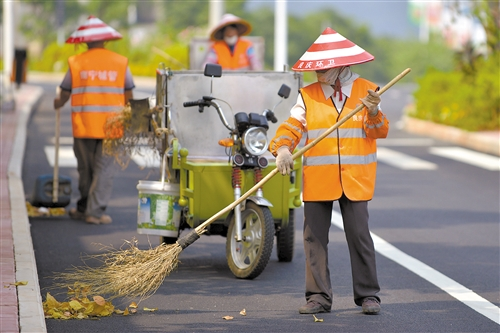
[402,116,500,157]
[8,85,47,333]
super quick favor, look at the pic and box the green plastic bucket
[137,180,181,237]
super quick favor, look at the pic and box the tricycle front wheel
[226,201,274,279]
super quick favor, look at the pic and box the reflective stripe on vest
[72,86,124,94]
[300,79,380,201]
[68,48,127,138]
[303,153,377,166]
[71,105,125,112]
[212,39,252,70]
[307,127,366,140]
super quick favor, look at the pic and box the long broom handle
[52,106,61,203]
[194,68,411,234]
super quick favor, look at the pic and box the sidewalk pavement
[1,84,46,333]
[0,81,498,333]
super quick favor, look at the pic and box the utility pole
[209,0,224,32]
[2,0,15,111]
[274,0,288,71]
[56,0,66,45]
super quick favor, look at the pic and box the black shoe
[68,208,85,220]
[298,301,330,314]
[361,297,380,314]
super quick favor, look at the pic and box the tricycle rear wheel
[226,201,274,279]
[276,209,295,262]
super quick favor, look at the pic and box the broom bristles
[52,241,183,301]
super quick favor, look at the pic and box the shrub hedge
[410,52,499,131]
[28,38,189,76]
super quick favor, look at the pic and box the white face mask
[224,35,238,46]
[316,67,344,85]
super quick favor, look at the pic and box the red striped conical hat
[292,27,374,72]
[66,15,122,44]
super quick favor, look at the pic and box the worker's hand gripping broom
[53,68,411,301]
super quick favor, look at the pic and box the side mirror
[278,84,291,99]
[204,64,222,77]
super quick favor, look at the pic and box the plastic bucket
[136,180,181,237]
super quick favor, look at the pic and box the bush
[29,38,189,78]
[410,52,499,131]
[30,43,84,72]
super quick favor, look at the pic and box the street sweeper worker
[269,27,388,315]
[203,13,262,70]
[53,15,135,225]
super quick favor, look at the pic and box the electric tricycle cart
[135,64,303,279]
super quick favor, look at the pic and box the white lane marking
[377,147,438,170]
[44,145,161,169]
[378,138,435,146]
[49,136,74,145]
[331,211,500,325]
[44,146,77,168]
[429,147,500,171]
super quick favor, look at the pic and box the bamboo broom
[53,68,411,301]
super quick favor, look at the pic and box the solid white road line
[50,136,74,145]
[43,145,161,169]
[331,210,500,325]
[429,147,500,171]
[377,147,438,170]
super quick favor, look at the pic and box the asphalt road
[23,80,499,333]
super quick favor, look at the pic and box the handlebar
[183,100,202,108]
[183,96,215,114]
[263,109,278,124]
[183,96,233,132]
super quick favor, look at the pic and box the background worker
[269,27,388,315]
[54,15,135,225]
[203,13,262,70]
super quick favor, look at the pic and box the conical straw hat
[66,15,123,44]
[209,13,252,41]
[292,27,374,72]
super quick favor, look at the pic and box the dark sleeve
[125,67,135,90]
[60,70,72,92]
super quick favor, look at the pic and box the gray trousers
[303,194,380,308]
[73,138,116,218]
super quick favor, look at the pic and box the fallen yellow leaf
[222,316,234,320]
[129,301,138,308]
[49,207,67,216]
[93,295,106,306]
[69,300,85,312]
[239,309,246,316]
[313,314,324,322]
[143,307,158,312]
[44,293,61,309]
[10,281,28,286]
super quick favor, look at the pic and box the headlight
[242,127,269,156]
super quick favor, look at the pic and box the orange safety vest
[68,48,128,138]
[212,39,252,70]
[270,79,389,201]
